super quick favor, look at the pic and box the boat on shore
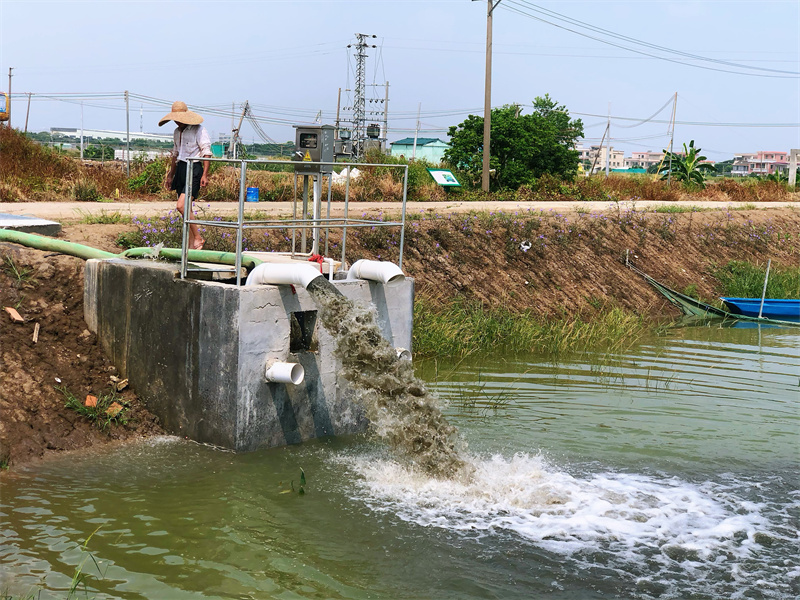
[720,298,800,321]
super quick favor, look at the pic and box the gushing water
[306,277,471,480]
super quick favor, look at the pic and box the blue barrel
[246,187,259,202]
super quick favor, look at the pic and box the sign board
[428,169,460,187]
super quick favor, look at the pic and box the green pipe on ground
[0,229,118,260]
[0,229,263,271]
[121,248,263,270]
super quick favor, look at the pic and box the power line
[502,1,800,79]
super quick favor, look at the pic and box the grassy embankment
[116,205,800,358]
[3,126,799,358]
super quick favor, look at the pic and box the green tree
[84,144,115,161]
[658,140,716,188]
[444,95,584,190]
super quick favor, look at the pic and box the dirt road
[2,199,798,221]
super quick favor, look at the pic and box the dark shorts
[171,160,203,199]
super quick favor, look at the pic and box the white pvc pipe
[323,257,336,281]
[246,263,324,288]
[265,361,304,385]
[346,259,405,285]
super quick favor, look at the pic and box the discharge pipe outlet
[245,263,325,288]
[265,361,304,385]
[346,259,405,285]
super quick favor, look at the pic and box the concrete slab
[0,213,62,236]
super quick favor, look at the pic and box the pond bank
[1,205,798,468]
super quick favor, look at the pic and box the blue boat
[720,297,800,321]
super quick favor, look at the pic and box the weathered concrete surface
[84,259,414,451]
[0,213,62,236]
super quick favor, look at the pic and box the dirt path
[2,199,798,221]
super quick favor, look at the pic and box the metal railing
[180,157,409,285]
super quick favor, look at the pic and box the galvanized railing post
[235,159,247,286]
[399,164,409,270]
[340,167,351,268]
[180,158,194,280]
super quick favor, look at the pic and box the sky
[1,0,799,161]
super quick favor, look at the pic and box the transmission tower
[348,33,376,158]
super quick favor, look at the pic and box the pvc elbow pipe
[346,259,405,285]
[265,361,304,385]
[246,263,324,288]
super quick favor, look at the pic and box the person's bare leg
[176,193,204,249]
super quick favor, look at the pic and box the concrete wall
[84,259,414,451]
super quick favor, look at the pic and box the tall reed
[413,296,648,358]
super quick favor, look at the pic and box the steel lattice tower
[350,33,375,158]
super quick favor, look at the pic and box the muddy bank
[1,206,798,468]
[0,243,164,469]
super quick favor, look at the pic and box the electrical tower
[349,33,376,158]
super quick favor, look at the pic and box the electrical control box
[293,125,335,174]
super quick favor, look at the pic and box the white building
[50,128,173,144]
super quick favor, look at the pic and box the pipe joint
[265,361,304,385]
[346,259,405,285]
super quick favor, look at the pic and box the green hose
[0,229,118,260]
[121,247,263,270]
[0,229,263,271]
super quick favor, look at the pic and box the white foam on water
[338,452,792,596]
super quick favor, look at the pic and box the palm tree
[658,140,716,188]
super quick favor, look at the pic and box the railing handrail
[180,157,409,285]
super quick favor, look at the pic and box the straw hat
[158,101,204,127]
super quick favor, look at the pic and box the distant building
[114,149,170,161]
[584,145,625,173]
[625,151,664,170]
[731,151,788,176]
[50,127,173,144]
[390,137,449,163]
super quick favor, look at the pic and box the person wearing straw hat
[160,101,211,250]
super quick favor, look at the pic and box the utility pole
[412,102,421,160]
[7,67,13,128]
[605,106,610,178]
[335,87,342,139]
[80,101,84,160]
[667,92,678,184]
[125,90,130,177]
[24,92,32,133]
[382,81,389,151]
[478,1,502,192]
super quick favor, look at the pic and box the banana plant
[658,140,716,188]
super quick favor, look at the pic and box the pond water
[1,323,798,599]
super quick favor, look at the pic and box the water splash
[306,278,472,480]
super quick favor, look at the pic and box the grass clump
[76,210,133,224]
[58,386,129,430]
[711,260,800,298]
[413,296,647,358]
[128,157,168,194]
[653,204,705,214]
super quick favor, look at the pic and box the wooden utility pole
[125,90,130,177]
[7,67,13,128]
[24,92,32,133]
[479,1,502,192]
[666,92,678,184]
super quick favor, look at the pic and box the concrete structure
[390,137,449,163]
[0,213,61,236]
[84,259,414,451]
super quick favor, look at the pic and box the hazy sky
[1,0,798,160]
